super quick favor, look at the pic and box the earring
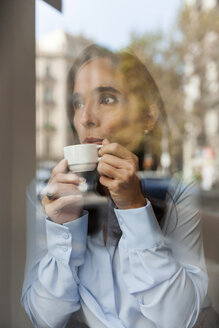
[144,129,149,135]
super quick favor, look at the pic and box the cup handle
[97,145,103,161]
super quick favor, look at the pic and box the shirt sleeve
[21,210,88,328]
[115,181,208,328]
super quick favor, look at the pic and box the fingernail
[78,181,88,192]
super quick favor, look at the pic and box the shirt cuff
[114,201,163,249]
[45,211,88,264]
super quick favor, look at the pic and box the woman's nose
[80,102,99,128]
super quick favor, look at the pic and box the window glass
[31,1,219,325]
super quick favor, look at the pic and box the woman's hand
[41,159,84,224]
[97,139,146,210]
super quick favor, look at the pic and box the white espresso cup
[64,144,102,172]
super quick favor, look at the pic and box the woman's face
[73,57,145,149]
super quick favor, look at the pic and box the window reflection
[26,1,219,327]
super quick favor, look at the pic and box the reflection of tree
[179,4,219,142]
[127,32,184,172]
[110,51,164,171]
[126,4,219,173]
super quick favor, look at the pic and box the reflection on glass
[21,1,219,327]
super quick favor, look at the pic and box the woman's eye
[73,100,85,110]
[100,94,117,105]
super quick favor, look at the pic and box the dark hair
[67,44,169,240]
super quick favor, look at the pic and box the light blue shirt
[21,180,208,328]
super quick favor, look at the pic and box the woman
[22,45,208,328]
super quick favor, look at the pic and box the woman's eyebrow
[72,87,121,100]
[93,86,121,95]
[72,92,82,102]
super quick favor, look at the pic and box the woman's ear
[145,104,159,132]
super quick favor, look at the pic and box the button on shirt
[21,181,208,328]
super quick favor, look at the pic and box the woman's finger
[97,160,125,180]
[45,194,83,212]
[99,153,133,170]
[99,140,136,161]
[99,175,117,190]
[102,138,110,146]
[42,182,81,200]
[50,159,68,178]
[51,172,84,185]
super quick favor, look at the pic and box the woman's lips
[83,137,103,145]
